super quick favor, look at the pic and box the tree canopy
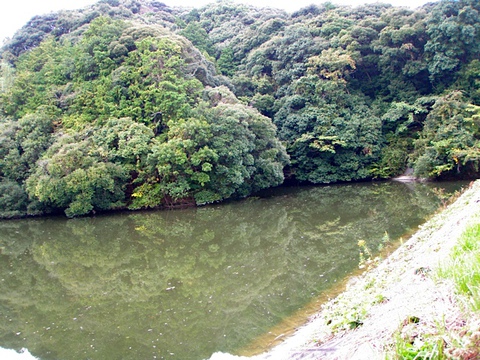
[0,0,479,217]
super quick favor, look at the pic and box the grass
[389,220,480,359]
[437,222,480,311]
[391,335,444,360]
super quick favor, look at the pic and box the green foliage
[0,179,29,218]
[438,222,480,311]
[1,17,207,126]
[370,101,427,178]
[26,131,129,217]
[371,137,411,178]
[274,74,382,183]
[0,13,290,217]
[132,116,218,208]
[0,61,15,93]
[456,59,480,105]
[217,47,237,76]
[80,17,128,77]
[1,0,479,217]
[202,87,289,196]
[424,0,480,86]
[251,93,275,118]
[179,21,213,55]
[62,20,204,125]
[92,117,155,168]
[113,36,202,122]
[391,220,480,360]
[392,332,445,360]
[1,37,72,118]
[0,110,54,182]
[131,86,289,208]
[411,91,480,179]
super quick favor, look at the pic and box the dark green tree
[179,21,213,55]
[25,131,128,217]
[424,0,480,87]
[217,47,237,77]
[411,91,480,178]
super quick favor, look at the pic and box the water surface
[0,181,466,360]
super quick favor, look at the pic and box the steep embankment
[211,180,480,360]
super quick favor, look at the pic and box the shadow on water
[0,181,467,360]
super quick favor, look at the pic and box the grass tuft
[388,220,480,359]
[437,223,480,312]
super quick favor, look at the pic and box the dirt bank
[210,180,480,360]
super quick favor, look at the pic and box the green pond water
[0,181,467,360]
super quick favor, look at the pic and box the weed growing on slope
[437,222,480,311]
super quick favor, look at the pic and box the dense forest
[0,0,479,218]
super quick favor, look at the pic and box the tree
[26,132,128,217]
[0,179,29,218]
[411,91,480,178]
[274,70,382,183]
[179,21,213,55]
[131,86,289,208]
[1,0,479,219]
[0,110,54,182]
[200,87,289,199]
[424,0,480,87]
[92,117,155,168]
[131,116,218,208]
[217,47,237,76]
[0,61,15,93]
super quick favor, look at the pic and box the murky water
[0,181,466,360]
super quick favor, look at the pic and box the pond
[0,181,467,360]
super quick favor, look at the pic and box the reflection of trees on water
[0,181,465,360]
